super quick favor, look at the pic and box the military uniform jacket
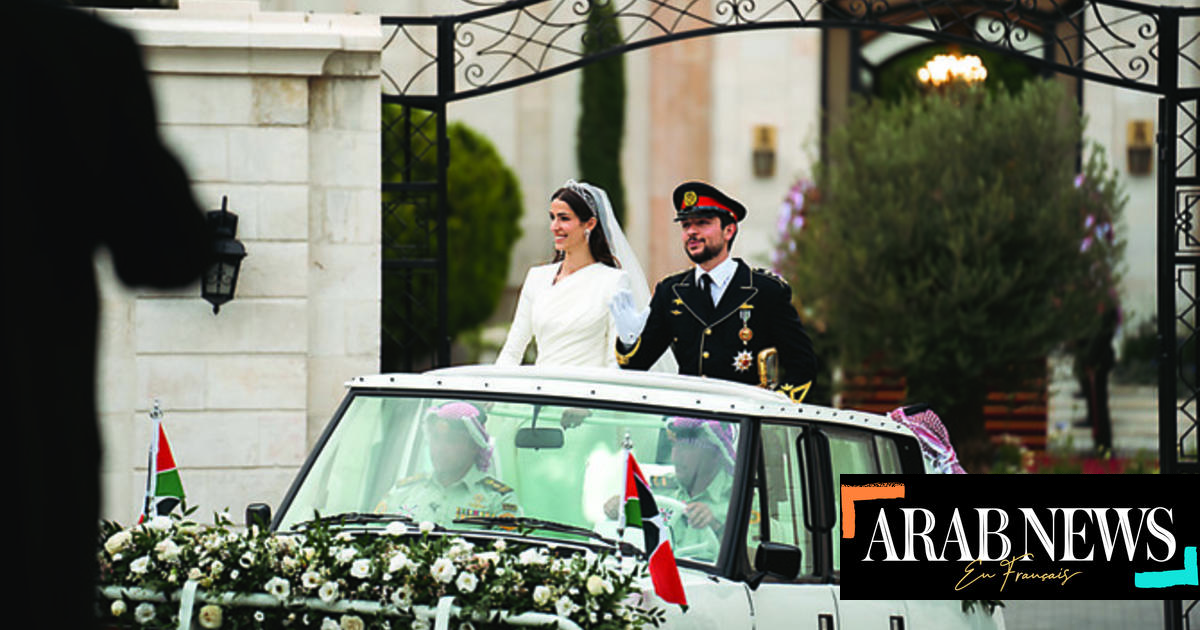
[376,467,521,524]
[616,259,817,401]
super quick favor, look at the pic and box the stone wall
[92,0,381,523]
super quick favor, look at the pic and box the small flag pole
[617,432,633,563]
[140,399,163,523]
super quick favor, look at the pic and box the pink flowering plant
[98,510,664,629]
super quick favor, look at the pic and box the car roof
[347,365,913,437]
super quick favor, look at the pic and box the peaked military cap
[672,181,747,223]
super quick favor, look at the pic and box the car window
[277,394,740,565]
[747,423,815,577]
[828,427,882,572]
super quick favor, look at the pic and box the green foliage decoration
[96,510,664,629]
[382,105,523,367]
[576,0,627,224]
[776,80,1125,466]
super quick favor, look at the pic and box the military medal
[733,350,753,372]
[738,306,753,343]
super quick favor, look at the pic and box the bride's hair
[550,186,619,268]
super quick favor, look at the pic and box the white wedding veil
[566,180,678,373]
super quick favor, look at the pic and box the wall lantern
[1126,120,1154,176]
[752,125,777,178]
[201,196,247,314]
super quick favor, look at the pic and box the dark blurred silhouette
[3,1,210,627]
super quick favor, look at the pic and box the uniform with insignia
[615,181,817,401]
[376,466,521,524]
[648,471,733,563]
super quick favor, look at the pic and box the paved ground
[999,365,1196,629]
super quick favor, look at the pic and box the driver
[604,417,736,560]
[656,417,736,556]
[376,402,520,523]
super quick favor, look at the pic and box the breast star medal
[733,349,753,372]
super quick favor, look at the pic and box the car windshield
[278,394,742,563]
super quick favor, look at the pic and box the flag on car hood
[621,449,687,608]
[139,417,184,523]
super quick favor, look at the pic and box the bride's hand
[609,289,649,345]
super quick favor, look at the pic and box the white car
[264,365,1006,630]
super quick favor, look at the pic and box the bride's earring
[585,228,592,240]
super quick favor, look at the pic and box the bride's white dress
[495,262,630,368]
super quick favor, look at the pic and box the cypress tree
[576,1,627,224]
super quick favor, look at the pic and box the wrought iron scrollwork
[381,0,1193,100]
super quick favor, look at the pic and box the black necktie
[699,273,714,305]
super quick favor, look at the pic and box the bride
[496,180,668,370]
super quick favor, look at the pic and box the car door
[829,427,911,629]
[746,422,839,630]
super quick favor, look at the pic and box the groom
[611,181,817,402]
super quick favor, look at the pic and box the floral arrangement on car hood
[98,512,664,629]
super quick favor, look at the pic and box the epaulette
[753,267,789,286]
[480,476,513,494]
[394,474,427,487]
[647,473,676,489]
[659,267,691,285]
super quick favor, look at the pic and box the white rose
[230,569,240,580]
[455,571,478,593]
[302,571,322,589]
[431,558,456,584]
[134,602,156,625]
[350,558,372,579]
[130,556,151,574]
[211,560,224,575]
[104,531,132,554]
[384,522,406,536]
[387,551,409,574]
[321,618,340,630]
[391,586,413,610]
[188,567,203,581]
[518,549,546,565]
[265,576,291,600]
[532,585,552,606]
[492,539,506,552]
[155,539,181,563]
[555,596,578,618]
[240,551,255,568]
[318,581,340,603]
[418,521,435,534]
[146,516,173,531]
[282,556,299,572]
[110,600,127,617]
[336,547,357,564]
[586,575,606,596]
[341,615,365,630]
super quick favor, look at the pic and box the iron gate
[378,2,1196,620]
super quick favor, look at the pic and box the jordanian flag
[621,450,687,608]
[140,423,184,522]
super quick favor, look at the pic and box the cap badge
[682,190,698,207]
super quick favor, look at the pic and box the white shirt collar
[694,256,737,290]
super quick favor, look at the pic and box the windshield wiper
[295,512,416,530]
[452,516,642,556]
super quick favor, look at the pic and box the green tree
[382,105,523,368]
[576,0,627,223]
[779,81,1123,469]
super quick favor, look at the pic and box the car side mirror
[515,427,564,449]
[245,502,272,529]
[756,541,802,579]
